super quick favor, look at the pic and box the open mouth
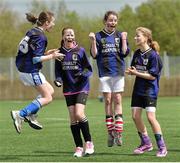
[67,40,74,42]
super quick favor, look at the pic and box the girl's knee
[132,115,138,122]
[132,114,143,124]
[75,113,85,121]
[48,96,53,103]
[45,95,53,104]
[105,98,111,105]
[147,115,156,124]
[114,96,121,104]
[50,87,54,95]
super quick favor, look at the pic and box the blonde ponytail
[151,41,160,54]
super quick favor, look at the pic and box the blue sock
[19,99,41,117]
[155,133,166,148]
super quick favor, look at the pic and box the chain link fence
[0,52,180,81]
[0,52,180,99]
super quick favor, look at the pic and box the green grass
[0,97,180,162]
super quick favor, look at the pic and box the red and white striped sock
[106,116,114,134]
[115,115,123,133]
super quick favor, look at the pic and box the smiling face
[134,27,153,50]
[63,28,75,42]
[104,14,118,33]
[62,28,76,48]
[134,30,148,47]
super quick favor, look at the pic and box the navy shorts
[65,92,88,107]
[131,94,157,109]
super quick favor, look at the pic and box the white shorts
[99,76,124,93]
[19,72,46,86]
[132,107,156,113]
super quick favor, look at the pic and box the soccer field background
[0,97,180,162]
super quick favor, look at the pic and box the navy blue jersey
[131,48,163,98]
[92,29,130,77]
[16,27,47,73]
[55,45,93,95]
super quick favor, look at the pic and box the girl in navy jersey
[126,27,167,157]
[11,11,64,134]
[54,27,94,157]
[89,10,130,147]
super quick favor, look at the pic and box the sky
[5,0,148,17]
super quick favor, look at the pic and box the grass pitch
[0,97,180,162]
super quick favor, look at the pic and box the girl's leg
[68,105,84,157]
[113,92,123,115]
[103,92,114,147]
[104,92,113,116]
[75,103,94,155]
[132,108,147,134]
[11,81,54,133]
[35,81,54,106]
[22,82,54,127]
[20,81,54,117]
[146,111,167,157]
[68,106,83,148]
[75,103,91,142]
[113,92,123,146]
[132,108,153,154]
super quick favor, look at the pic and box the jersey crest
[143,58,149,65]
[72,53,78,61]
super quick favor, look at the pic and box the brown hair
[60,27,74,47]
[103,10,118,22]
[26,11,54,26]
[61,27,73,36]
[136,27,160,54]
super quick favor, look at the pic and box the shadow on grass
[33,150,156,157]
[166,148,180,152]
[0,153,70,162]
[1,148,178,161]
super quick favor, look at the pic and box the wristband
[32,56,42,64]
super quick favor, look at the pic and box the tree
[119,5,140,52]
[0,0,180,57]
[0,1,22,57]
[136,0,180,55]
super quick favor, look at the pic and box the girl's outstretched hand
[125,66,137,75]
[51,50,65,61]
[45,49,59,55]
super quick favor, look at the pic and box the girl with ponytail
[11,11,64,134]
[126,27,167,157]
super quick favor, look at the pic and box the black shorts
[131,94,157,109]
[65,92,88,107]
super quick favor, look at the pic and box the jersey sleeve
[55,59,63,81]
[81,48,93,77]
[130,51,138,67]
[148,53,163,77]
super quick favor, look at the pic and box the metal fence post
[10,57,14,83]
[49,59,54,81]
[163,51,170,78]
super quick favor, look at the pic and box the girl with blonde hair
[126,27,167,157]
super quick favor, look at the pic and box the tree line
[0,0,180,57]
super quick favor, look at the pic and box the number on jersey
[19,36,30,54]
